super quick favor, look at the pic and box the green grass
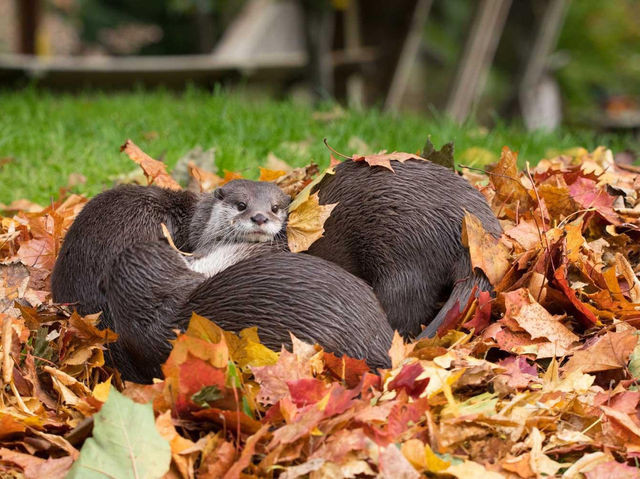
[0,87,635,204]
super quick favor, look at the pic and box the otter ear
[213,188,225,200]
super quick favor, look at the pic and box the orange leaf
[489,146,532,208]
[220,170,244,186]
[258,167,287,182]
[120,139,181,190]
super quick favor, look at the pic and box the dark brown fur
[51,181,290,326]
[103,241,393,383]
[51,185,199,326]
[308,159,502,339]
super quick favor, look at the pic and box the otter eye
[271,205,279,213]
[237,202,247,211]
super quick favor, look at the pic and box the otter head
[191,180,291,250]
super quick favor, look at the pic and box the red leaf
[568,177,621,225]
[323,352,370,388]
[436,299,461,337]
[462,290,492,333]
[553,264,599,327]
[388,362,430,399]
[287,378,328,408]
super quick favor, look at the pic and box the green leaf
[191,385,224,408]
[66,386,171,479]
[422,136,455,170]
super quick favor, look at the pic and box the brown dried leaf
[563,329,638,374]
[351,151,425,172]
[462,212,511,285]
[188,162,222,192]
[120,139,181,190]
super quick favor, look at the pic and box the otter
[308,159,502,339]
[51,180,291,324]
[103,240,393,383]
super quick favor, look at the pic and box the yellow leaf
[287,192,337,253]
[92,377,112,402]
[425,444,450,472]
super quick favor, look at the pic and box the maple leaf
[286,192,337,253]
[323,352,370,388]
[502,288,579,356]
[351,151,425,172]
[489,146,533,210]
[461,212,511,285]
[568,177,621,225]
[252,348,314,405]
[120,139,181,190]
[387,362,430,398]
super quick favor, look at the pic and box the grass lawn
[0,87,635,204]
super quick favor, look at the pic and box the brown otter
[51,180,291,326]
[103,240,393,383]
[308,159,502,339]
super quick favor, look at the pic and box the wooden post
[344,0,364,108]
[445,0,511,123]
[384,0,433,112]
[301,0,335,100]
[17,0,40,55]
[519,0,570,130]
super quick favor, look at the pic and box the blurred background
[0,0,639,203]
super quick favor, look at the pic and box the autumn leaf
[351,150,425,172]
[488,146,533,209]
[188,162,222,192]
[219,170,244,185]
[502,288,579,356]
[461,211,511,285]
[66,387,171,479]
[287,192,337,253]
[563,328,638,374]
[120,139,181,190]
[422,137,455,170]
[258,166,287,182]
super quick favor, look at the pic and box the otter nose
[251,213,268,225]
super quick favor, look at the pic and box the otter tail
[417,259,492,339]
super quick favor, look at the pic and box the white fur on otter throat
[185,243,274,277]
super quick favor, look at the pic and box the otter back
[103,242,393,383]
[51,185,198,321]
[308,159,502,338]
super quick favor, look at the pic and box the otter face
[207,180,291,244]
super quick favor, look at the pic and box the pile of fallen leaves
[1,141,640,478]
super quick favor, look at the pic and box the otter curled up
[51,180,291,325]
[309,159,502,339]
[103,241,393,383]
